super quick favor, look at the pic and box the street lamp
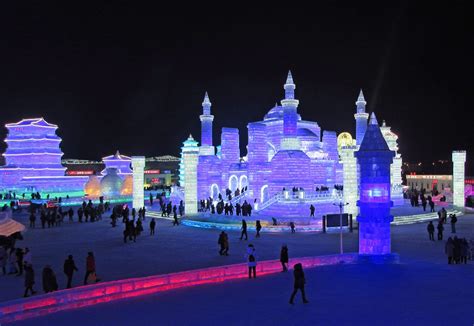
[333,194,349,255]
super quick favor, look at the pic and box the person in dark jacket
[23,263,36,297]
[149,218,156,235]
[437,222,444,240]
[240,219,248,240]
[255,220,262,238]
[280,245,289,272]
[42,265,58,293]
[63,255,78,289]
[427,221,435,241]
[83,252,97,285]
[289,263,309,304]
[218,231,226,256]
[450,214,457,233]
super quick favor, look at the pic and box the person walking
[427,221,435,241]
[63,255,78,289]
[42,265,58,293]
[23,263,36,297]
[218,231,226,256]
[0,246,6,275]
[222,232,229,256]
[450,214,457,233]
[437,222,444,240]
[83,252,97,285]
[150,218,156,235]
[240,219,248,240]
[280,245,289,272]
[245,244,257,279]
[29,212,36,228]
[290,222,296,233]
[445,237,454,264]
[309,205,315,217]
[255,220,262,238]
[289,263,309,304]
[172,212,179,226]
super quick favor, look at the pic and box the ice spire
[202,92,212,115]
[284,70,296,100]
[356,89,366,106]
[369,112,379,125]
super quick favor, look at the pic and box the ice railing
[257,190,336,211]
[0,254,358,324]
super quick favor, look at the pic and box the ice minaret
[355,112,395,255]
[354,89,369,146]
[199,92,215,156]
[280,71,300,150]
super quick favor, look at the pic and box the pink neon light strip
[0,254,357,324]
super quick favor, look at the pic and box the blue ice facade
[355,113,395,255]
[195,72,342,217]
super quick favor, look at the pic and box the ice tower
[199,92,215,156]
[354,90,369,146]
[355,113,395,255]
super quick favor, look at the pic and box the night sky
[0,2,472,170]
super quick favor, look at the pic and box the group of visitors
[408,189,436,212]
[241,243,308,304]
[0,244,98,297]
[445,237,471,264]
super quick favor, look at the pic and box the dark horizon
[0,2,472,171]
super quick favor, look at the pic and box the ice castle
[181,71,404,216]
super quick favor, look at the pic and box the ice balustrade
[0,254,358,324]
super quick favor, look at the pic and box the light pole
[333,197,349,255]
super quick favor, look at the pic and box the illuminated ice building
[0,118,88,195]
[187,72,343,217]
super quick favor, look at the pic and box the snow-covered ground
[1,208,473,325]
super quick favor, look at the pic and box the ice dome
[100,168,123,198]
[84,175,101,197]
[121,175,133,196]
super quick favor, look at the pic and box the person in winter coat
[84,252,97,285]
[149,218,156,235]
[222,232,229,256]
[445,237,454,264]
[245,244,257,279]
[450,214,457,233]
[427,221,435,241]
[240,219,248,240]
[289,263,309,304]
[63,255,78,289]
[255,220,262,238]
[280,245,289,272]
[0,246,7,275]
[23,263,36,297]
[42,265,58,293]
[437,222,444,240]
[218,232,226,256]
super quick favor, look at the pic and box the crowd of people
[406,188,438,212]
[0,244,99,297]
[445,237,471,264]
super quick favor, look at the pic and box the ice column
[452,150,466,208]
[131,156,145,210]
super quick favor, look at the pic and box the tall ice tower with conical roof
[355,112,395,255]
[354,89,369,146]
[199,92,215,156]
[280,71,301,150]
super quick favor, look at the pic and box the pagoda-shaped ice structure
[0,118,88,195]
